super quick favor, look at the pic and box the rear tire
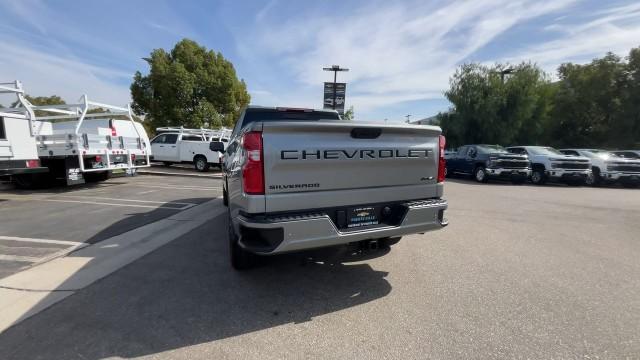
[228,211,256,270]
[163,162,172,167]
[194,156,210,172]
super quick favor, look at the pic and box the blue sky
[1,0,639,122]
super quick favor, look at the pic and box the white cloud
[504,3,640,74]
[0,40,131,105]
[247,0,579,112]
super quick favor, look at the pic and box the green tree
[442,62,554,147]
[343,106,354,120]
[131,38,250,130]
[549,52,628,147]
[11,95,66,117]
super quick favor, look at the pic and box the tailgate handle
[351,128,381,139]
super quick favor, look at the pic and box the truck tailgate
[261,121,442,212]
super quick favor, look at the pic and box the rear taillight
[242,131,264,195]
[437,135,446,183]
[109,120,117,136]
[25,159,40,168]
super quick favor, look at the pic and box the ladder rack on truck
[156,126,232,141]
[1,81,151,186]
[0,81,48,177]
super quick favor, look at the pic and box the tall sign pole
[323,65,349,115]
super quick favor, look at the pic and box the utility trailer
[0,81,49,177]
[0,80,151,187]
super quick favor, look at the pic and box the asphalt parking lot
[1,177,639,359]
[0,174,221,279]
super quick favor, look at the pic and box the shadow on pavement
[0,212,392,359]
[84,197,211,244]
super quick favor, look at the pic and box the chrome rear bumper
[236,199,448,254]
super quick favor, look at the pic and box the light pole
[499,67,515,83]
[405,114,412,123]
[323,65,349,111]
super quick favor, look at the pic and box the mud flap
[65,157,85,186]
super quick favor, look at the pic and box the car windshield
[528,147,564,156]
[477,145,508,154]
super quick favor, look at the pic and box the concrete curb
[0,199,226,334]
[138,169,222,179]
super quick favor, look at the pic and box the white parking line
[55,195,196,206]
[40,198,193,210]
[128,182,222,191]
[0,254,41,263]
[1,194,198,210]
[0,236,81,246]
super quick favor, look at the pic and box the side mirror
[209,141,225,152]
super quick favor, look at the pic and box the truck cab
[446,144,530,183]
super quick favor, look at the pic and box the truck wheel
[473,166,488,183]
[531,168,546,185]
[223,180,229,207]
[585,168,601,186]
[163,162,172,167]
[194,156,210,172]
[228,211,256,270]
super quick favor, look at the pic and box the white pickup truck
[150,128,230,172]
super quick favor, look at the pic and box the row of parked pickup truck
[445,145,640,187]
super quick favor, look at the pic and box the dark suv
[446,144,530,184]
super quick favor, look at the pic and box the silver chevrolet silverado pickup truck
[212,106,448,269]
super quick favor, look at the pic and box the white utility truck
[0,80,151,187]
[0,81,48,178]
[150,127,230,171]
